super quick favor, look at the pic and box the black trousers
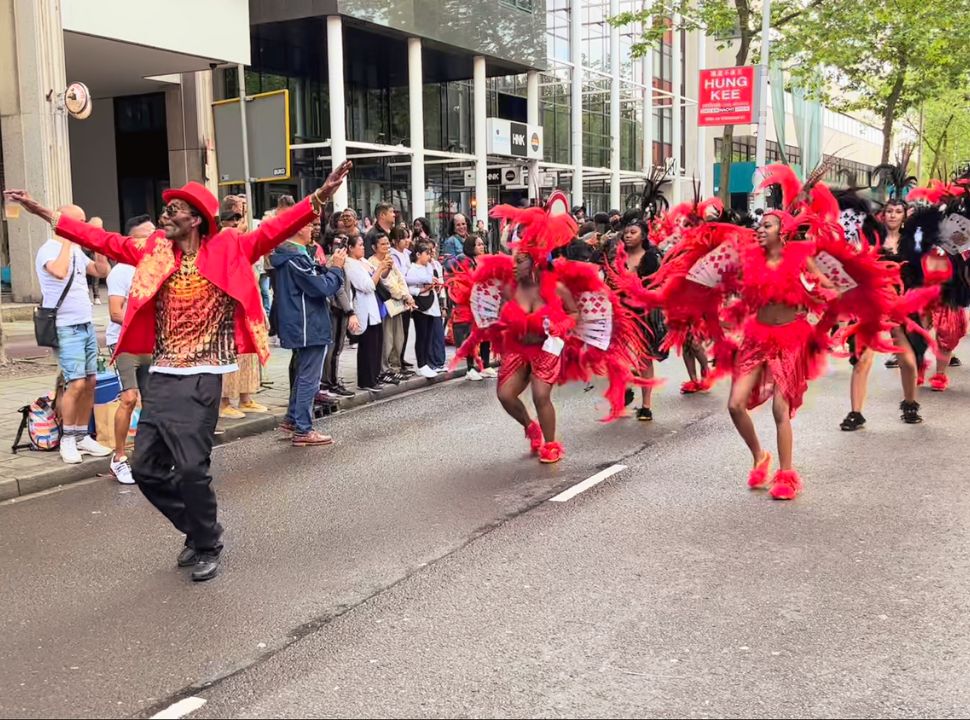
[412,312,435,369]
[131,373,223,554]
[356,322,383,388]
[400,310,412,365]
[323,309,349,388]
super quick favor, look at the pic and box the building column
[642,13,654,172]
[408,38,425,222]
[609,0,621,210]
[166,71,216,192]
[570,0,583,209]
[0,0,72,302]
[695,30,707,196]
[671,12,683,204]
[327,15,348,211]
[473,55,488,228]
[527,70,540,204]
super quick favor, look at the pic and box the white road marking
[150,696,206,719]
[549,464,626,503]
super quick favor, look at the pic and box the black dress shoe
[333,384,355,397]
[950,356,961,367]
[191,554,220,582]
[177,546,200,567]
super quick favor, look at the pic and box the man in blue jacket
[271,217,347,446]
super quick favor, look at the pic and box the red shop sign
[698,66,756,126]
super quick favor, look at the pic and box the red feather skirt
[733,317,826,417]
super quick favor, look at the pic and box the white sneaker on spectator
[418,365,437,379]
[433,366,447,374]
[481,367,498,378]
[77,435,112,457]
[110,455,136,484]
[466,368,483,381]
[59,436,82,464]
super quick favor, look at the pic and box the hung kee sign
[698,66,756,126]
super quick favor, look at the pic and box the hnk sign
[486,118,543,160]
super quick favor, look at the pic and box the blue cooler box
[88,371,122,435]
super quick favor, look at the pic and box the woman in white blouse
[406,239,445,379]
[345,234,392,391]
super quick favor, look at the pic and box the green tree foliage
[773,0,970,164]
[903,89,970,182]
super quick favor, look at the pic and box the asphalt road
[2,347,969,718]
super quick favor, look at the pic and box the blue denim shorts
[57,322,98,382]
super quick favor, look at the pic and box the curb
[1,304,35,323]
[2,366,471,501]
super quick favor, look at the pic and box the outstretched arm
[238,160,352,263]
[2,190,146,265]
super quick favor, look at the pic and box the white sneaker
[466,368,483,381]
[481,367,498,378]
[433,366,447,374]
[110,455,136,484]
[77,435,113,457]
[418,365,437,379]
[59,436,82,464]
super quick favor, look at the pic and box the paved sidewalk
[0,306,466,500]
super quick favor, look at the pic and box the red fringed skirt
[733,316,826,417]
[931,305,968,352]
[498,347,562,386]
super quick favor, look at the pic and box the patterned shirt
[151,251,238,375]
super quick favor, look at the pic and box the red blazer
[55,199,318,364]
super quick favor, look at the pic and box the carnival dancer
[837,182,925,429]
[641,164,928,500]
[4,160,351,581]
[449,191,647,464]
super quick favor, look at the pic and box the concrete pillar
[527,70,540,204]
[327,15,348,211]
[642,13,654,171]
[166,71,215,192]
[609,0,621,210]
[473,55,488,228]
[695,30,707,195]
[408,37,425,222]
[569,0,583,208]
[0,0,72,301]
[671,15,683,204]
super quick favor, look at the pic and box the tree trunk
[880,70,907,165]
[719,125,735,204]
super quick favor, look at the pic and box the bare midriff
[756,302,802,326]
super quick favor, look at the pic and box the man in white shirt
[33,205,113,464]
[105,215,155,483]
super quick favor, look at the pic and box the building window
[501,0,535,12]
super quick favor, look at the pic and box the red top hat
[162,182,220,237]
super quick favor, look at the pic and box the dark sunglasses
[163,203,198,218]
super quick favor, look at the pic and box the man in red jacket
[5,160,351,582]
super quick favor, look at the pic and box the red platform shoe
[747,451,773,489]
[769,469,803,501]
[929,373,949,392]
[525,420,543,454]
[539,441,565,464]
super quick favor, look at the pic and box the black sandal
[840,411,866,431]
[885,357,899,369]
[950,356,961,367]
[636,407,653,422]
[900,400,923,424]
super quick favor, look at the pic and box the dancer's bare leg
[497,364,532,428]
[892,327,918,403]
[640,359,655,408]
[728,367,765,465]
[772,390,793,471]
[530,378,556,442]
[850,349,875,413]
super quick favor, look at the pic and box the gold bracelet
[310,190,324,216]
[49,210,61,229]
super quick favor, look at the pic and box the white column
[570,0,583,208]
[0,0,72,301]
[671,13,682,204]
[753,0,772,210]
[695,30,707,195]
[327,15,348,210]
[527,70,540,204]
[641,13,654,173]
[609,0,621,209]
[473,55,488,227]
[408,37,426,221]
